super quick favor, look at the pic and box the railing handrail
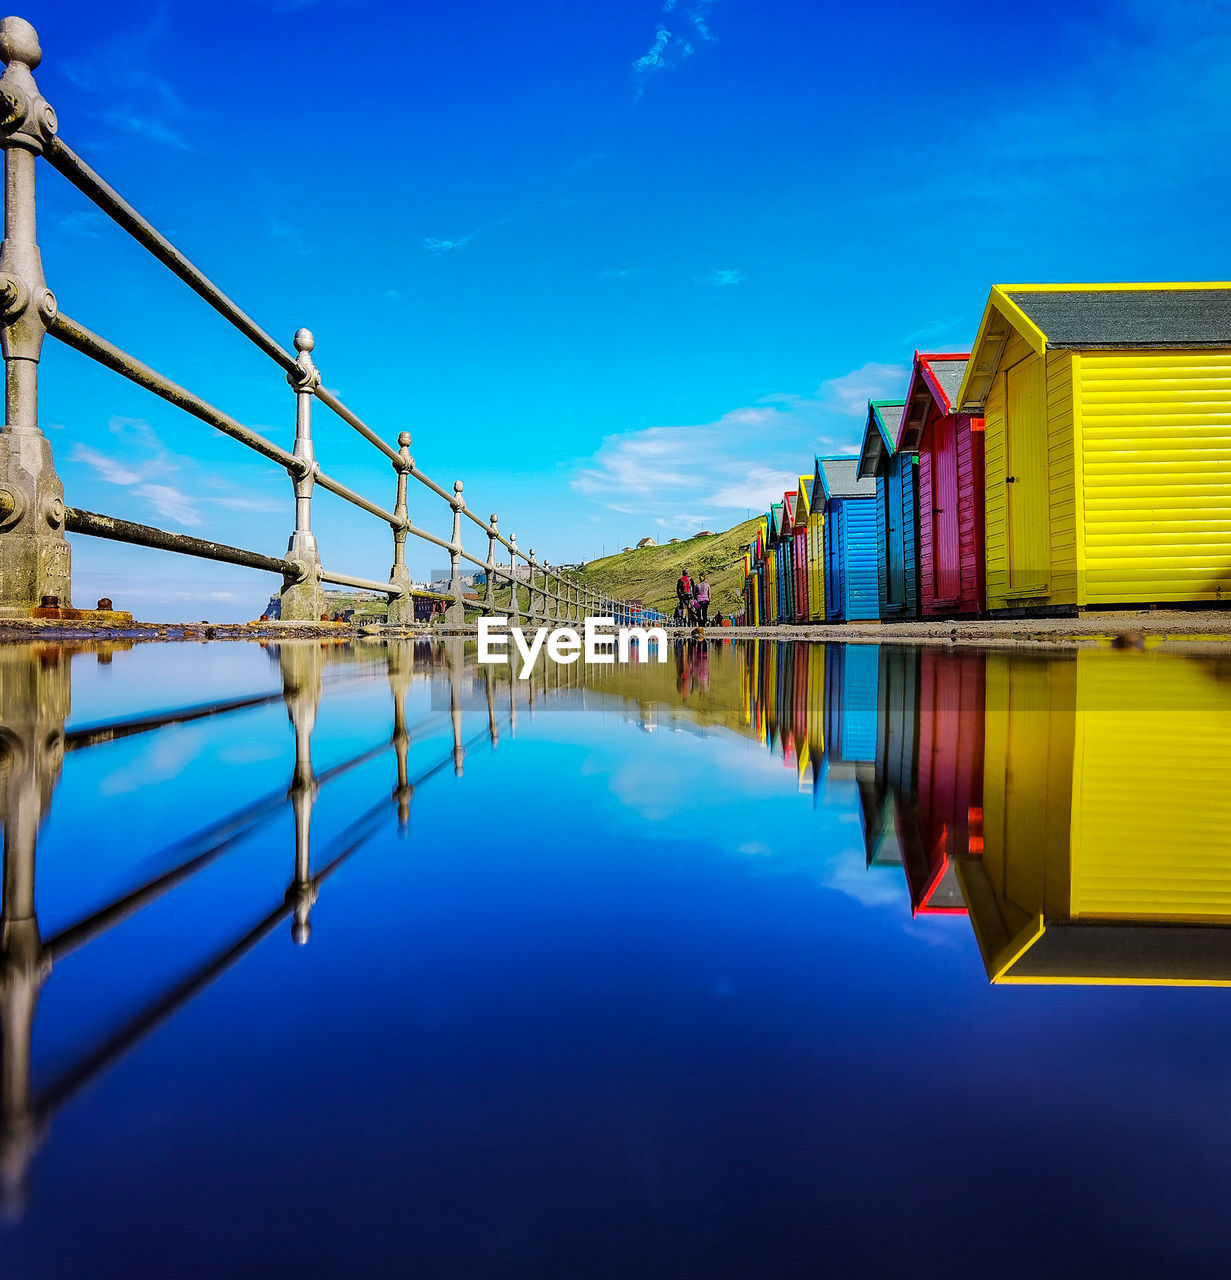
[0,15,630,626]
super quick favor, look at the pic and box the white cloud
[632,1,718,93]
[570,360,904,525]
[68,416,275,530]
[817,361,909,416]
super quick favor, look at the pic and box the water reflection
[2,635,1230,1234]
[0,637,596,1219]
[738,639,1231,983]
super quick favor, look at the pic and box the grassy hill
[577,518,758,617]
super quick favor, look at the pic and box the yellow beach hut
[957,650,1231,985]
[956,283,1231,612]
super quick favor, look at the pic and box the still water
[3,636,1231,1277]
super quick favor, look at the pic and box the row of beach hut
[740,282,1231,623]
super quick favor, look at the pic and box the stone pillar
[0,19,68,615]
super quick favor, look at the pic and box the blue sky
[24,0,1231,617]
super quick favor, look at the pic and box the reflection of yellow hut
[959,651,1231,984]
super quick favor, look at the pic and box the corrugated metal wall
[1077,350,1231,605]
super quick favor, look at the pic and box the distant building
[695,530,715,538]
[667,537,680,544]
[636,537,656,548]
[621,546,632,553]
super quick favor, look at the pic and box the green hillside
[577,518,758,617]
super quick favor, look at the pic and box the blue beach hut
[857,400,921,621]
[817,457,878,622]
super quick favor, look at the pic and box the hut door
[826,507,844,617]
[886,464,905,607]
[932,416,961,600]
[1005,359,1050,594]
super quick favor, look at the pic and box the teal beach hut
[856,400,920,621]
[818,457,878,622]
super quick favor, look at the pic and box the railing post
[484,514,498,612]
[508,534,521,623]
[387,431,413,625]
[0,19,69,615]
[279,643,322,943]
[543,561,554,623]
[279,328,326,621]
[527,550,542,624]
[446,480,465,626]
[387,641,413,833]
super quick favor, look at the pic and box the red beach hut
[895,353,985,618]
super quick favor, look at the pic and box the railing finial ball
[398,431,411,447]
[453,480,463,493]
[0,17,41,70]
[293,327,314,353]
[490,512,498,524]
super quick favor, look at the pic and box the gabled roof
[816,456,875,502]
[810,457,826,511]
[957,283,1231,411]
[783,491,797,528]
[794,475,811,527]
[856,400,906,479]
[897,353,971,451]
[769,501,784,540]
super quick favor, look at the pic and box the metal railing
[0,15,630,626]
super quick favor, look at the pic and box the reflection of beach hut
[823,643,880,773]
[956,284,1231,613]
[896,353,985,618]
[858,645,919,868]
[856,400,920,621]
[898,649,985,914]
[817,458,878,622]
[958,651,1231,983]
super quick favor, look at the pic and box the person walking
[694,573,711,625]
[676,568,693,624]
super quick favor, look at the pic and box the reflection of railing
[0,636,549,1218]
[0,17,629,625]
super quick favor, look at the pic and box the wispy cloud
[571,360,907,527]
[69,417,279,529]
[632,1,718,95]
[65,14,205,151]
[700,267,743,287]
[102,112,190,151]
[423,233,476,255]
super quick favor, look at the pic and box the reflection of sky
[9,642,1231,1276]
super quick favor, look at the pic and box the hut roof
[897,353,971,450]
[816,456,875,502]
[856,401,907,478]
[958,283,1231,410]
